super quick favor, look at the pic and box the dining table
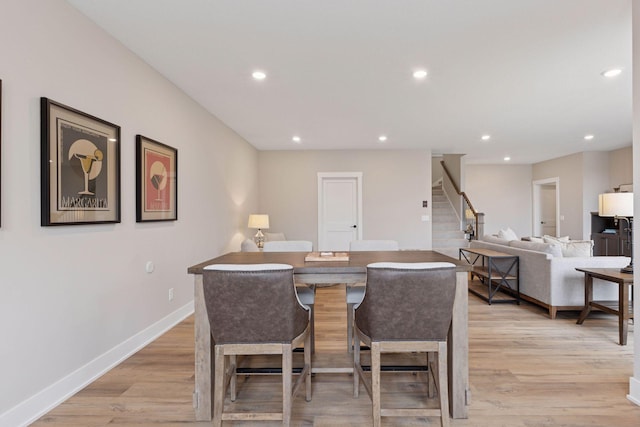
[187,250,471,420]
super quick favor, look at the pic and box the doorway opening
[532,177,560,237]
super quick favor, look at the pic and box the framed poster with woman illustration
[40,97,121,226]
[136,135,178,222]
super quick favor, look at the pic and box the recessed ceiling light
[503,156,511,162]
[252,70,266,80]
[481,134,491,141]
[601,68,622,78]
[413,70,428,79]
[584,134,594,141]
[378,135,388,142]
[292,136,301,143]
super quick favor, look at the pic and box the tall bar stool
[346,240,399,353]
[263,240,316,353]
[203,263,312,426]
[353,262,456,427]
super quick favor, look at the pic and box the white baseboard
[628,376,640,406]
[0,302,194,427]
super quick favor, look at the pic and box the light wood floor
[32,282,640,426]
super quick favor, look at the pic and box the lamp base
[254,229,265,249]
[620,264,633,274]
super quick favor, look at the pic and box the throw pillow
[560,240,593,257]
[543,235,570,243]
[497,227,518,241]
[264,232,286,242]
[529,236,545,243]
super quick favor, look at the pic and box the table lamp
[598,192,633,273]
[248,214,269,248]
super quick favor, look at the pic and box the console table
[459,247,520,304]
[576,267,634,345]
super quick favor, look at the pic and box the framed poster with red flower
[136,135,177,222]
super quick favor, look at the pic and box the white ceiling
[66,0,632,164]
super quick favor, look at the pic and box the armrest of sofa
[549,256,630,306]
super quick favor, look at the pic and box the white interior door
[532,178,560,237]
[317,172,362,251]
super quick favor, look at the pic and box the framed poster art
[40,97,121,226]
[0,79,2,228]
[136,135,177,222]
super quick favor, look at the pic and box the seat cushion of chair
[296,286,315,305]
[346,286,365,304]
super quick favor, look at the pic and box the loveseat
[469,236,630,318]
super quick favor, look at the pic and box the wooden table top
[575,267,634,283]
[460,247,519,258]
[188,250,470,275]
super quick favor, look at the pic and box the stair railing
[440,160,484,240]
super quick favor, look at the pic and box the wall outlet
[168,288,174,301]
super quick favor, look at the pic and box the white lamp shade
[598,193,633,217]
[248,214,270,229]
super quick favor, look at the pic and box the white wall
[258,150,432,249]
[532,153,587,239]
[0,1,258,424]
[609,146,634,190]
[465,164,533,238]
[629,0,640,408]
[532,151,628,240]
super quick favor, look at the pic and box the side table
[575,267,634,345]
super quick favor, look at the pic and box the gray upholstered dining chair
[346,240,399,353]
[203,263,312,427]
[353,262,456,427]
[263,240,316,353]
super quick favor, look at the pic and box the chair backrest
[263,240,313,252]
[355,262,456,341]
[240,238,260,252]
[349,240,399,251]
[203,264,309,344]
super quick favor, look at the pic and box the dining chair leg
[305,331,312,401]
[437,342,450,427]
[371,342,382,427]
[282,344,293,427]
[213,346,225,427]
[427,351,435,398]
[347,302,355,353]
[229,355,237,401]
[309,303,315,354]
[353,334,360,397]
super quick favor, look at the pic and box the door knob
[351,225,357,228]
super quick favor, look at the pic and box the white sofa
[469,237,630,318]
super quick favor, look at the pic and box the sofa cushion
[497,227,518,241]
[509,239,563,258]
[481,235,511,246]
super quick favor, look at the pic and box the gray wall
[0,1,257,424]
[532,151,629,239]
[258,150,432,249]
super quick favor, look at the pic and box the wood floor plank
[30,283,640,426]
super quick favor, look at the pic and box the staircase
[432,184,469,259]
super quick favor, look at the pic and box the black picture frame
[40,97,121,226]
[136,135,178,222]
